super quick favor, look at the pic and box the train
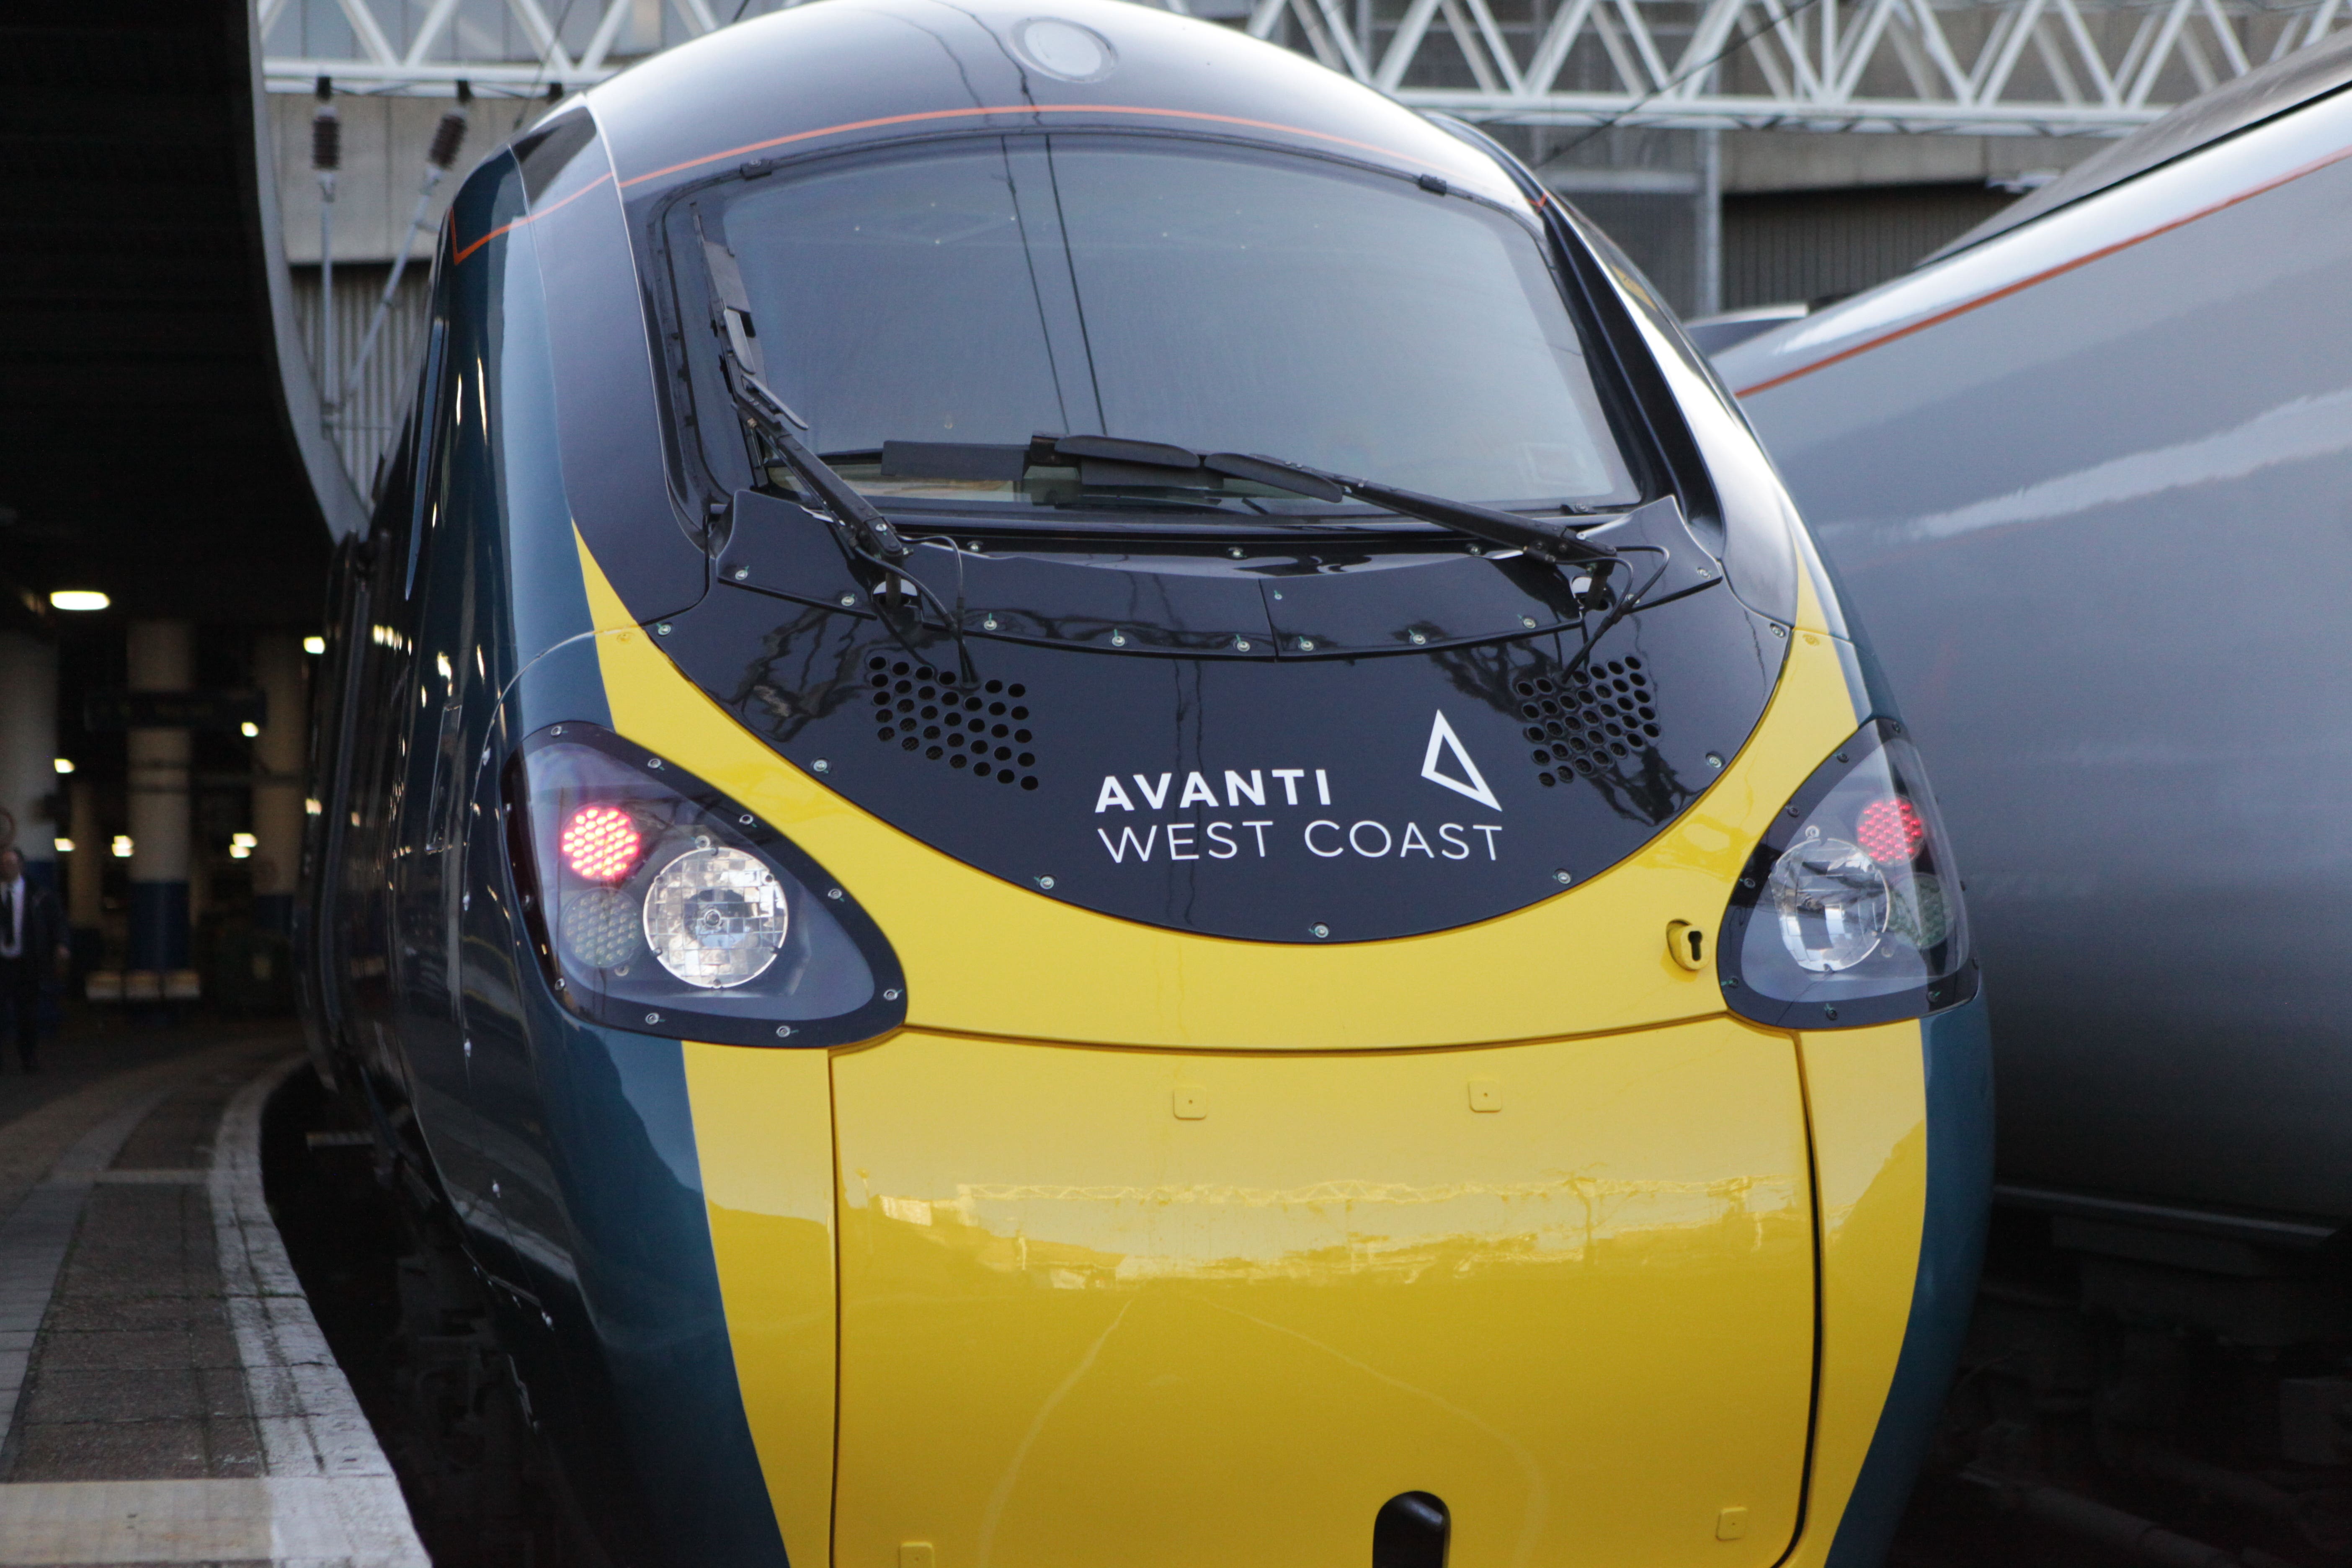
[1715,30,2352,1558]
[297,2,1990,1563]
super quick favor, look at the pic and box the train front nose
[811,1024,1814,1567]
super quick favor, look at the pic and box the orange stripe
[611,102,1421,188]
[452,170,616,265]
[1733,138,2352,398]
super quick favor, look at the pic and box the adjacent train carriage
[1716,30,2352,1553]
[300,3,1989,1563]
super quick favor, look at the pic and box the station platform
[0,1024,427,1568]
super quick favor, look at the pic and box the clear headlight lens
[644,846,788,988]
[1769,834,1888,972]
[506,723,903,1046]
[1720,718,1974,1028]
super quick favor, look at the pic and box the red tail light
[1855,796,1926,864]
[560,803,642,883]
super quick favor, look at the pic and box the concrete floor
[0,1019,426,1568]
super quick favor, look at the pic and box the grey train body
[1716,42,2352,1227]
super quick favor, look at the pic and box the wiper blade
[1042,435,1618,567]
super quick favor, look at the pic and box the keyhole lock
[1666,920,1707,972]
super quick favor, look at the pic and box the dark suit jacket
[0,878,64,986]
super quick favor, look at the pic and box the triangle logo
[1420,710,1501,812]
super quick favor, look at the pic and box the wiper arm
[1042,435,1618,567]
[722,358,909,562]
[699,225,907,563]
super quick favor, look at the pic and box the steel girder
[258,0,2346,133]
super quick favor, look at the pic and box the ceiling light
[111,835,132,858]
[53,837,73,854]
[49,590,109,612]
[303,635,326,655]
[232,833,257,848]
[52,758,73,774]
[240,721,260,738]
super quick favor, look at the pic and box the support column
[250,635,309,934]
[1694,129,1724,319]
[126,621,192,977]
[0,632,59,899]
[66,779,101,964]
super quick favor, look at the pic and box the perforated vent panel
[868,656,1040,791]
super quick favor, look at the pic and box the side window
[407,313,453,601]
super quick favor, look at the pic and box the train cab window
[667,134,1641,517]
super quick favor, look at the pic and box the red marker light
[1855,796,1927,864]
[561,804,642,883]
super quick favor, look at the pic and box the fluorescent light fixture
[53,758,73,774]
[111,835,132,858]
[240,721,260,738]
[304,797,322,815]
[303,635,326,655]
[228,845,251,860]
[232,832,257,848]
[54,837,73,854]
[49,590,109,612]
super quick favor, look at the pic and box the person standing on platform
[0,846,67,1071]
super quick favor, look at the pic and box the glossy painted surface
[681,1042,837,1568]
[1719,86,2352,1220]
[1820,997,1993,1568]
[1787,1018,1932,1568]
[581,534,1866,1048]
[829,1024,1814,1568]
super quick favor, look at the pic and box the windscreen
[677,134,1640,509]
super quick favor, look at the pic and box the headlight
[644,846,788,988]
[506,723,904,1046]
[1719,718,1974,1029]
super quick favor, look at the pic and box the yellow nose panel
[831,1022,1814,1568]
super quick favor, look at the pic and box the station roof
[0,1,344,632]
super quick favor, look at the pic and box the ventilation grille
[868,657,1039,791]
[1517,656,1660,788]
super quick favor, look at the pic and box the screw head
[983,615,999,631]
[1234,637,1252,652]
[839,593,857,607]
[1521,615,1537,628]
[1553,869,1573,885]
[739,814,754,825]
[825,887,843,900]
[1409,630,1427,645]
[645,758,663,769]
[1298,637,1316,651]
[1823,1004,1839,1021]
[775,1024,794,1038]
[883,988,902,1002]
[655,622,672,636]
[1706,752,1724,770]
[813,758,830,774]
[645,1011,661,1024]
[732,565,749,580]
[1037,875,1056,890]
[1228,546,1245,558]
[1770,624,1787,638]
[1309,923,1330,939]
[1111,630,1128,647]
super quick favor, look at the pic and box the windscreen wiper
[699,230,908,564]
[1038,435,1619,568]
